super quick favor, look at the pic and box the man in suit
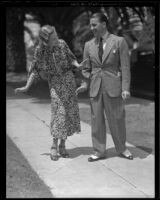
[77,13,133,161]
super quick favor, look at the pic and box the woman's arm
[71,59,88,69]
[15,72,37,94]
[75,79,89,95]
[25,72,37,90]
[62,40,88,69]
[15,44,42,94]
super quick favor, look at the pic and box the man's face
[90,17,105,38]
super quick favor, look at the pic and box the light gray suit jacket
[82,33,131,98]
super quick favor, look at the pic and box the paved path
[6,86,154,198]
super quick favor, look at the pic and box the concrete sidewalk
[6,85,154,198]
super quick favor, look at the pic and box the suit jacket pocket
[102,72,121,97]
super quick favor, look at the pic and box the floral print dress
[30,39,81,139]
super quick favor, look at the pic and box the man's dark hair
[90,12,109,27]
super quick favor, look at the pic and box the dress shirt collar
[102,31,110,42]
[95,31,110,45]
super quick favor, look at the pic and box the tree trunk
[6,8,26,72]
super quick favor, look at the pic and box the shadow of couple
[41,145,153,160]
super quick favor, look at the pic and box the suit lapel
[102,34,115,64]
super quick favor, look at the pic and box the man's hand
[15,86,28,94]
[121,91,130,100]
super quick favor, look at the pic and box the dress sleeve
[28,46,42,81]
[62,40,77,69]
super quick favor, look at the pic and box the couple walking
[15,13,133,162]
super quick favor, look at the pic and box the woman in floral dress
[15,25,86,161]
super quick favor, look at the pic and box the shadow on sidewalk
[106,146,152,160]
[40,145,152,160]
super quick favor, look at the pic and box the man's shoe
[88,154,106,162]
[119,153,133,160]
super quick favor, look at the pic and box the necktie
[98,37,103,62]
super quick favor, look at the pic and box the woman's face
[39,38,47,46]
[48,32,59,47]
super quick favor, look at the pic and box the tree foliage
[6,6,155,72]
[6,7,26,72]
[72,6,155,60]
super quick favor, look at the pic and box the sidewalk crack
[100,162,151,197]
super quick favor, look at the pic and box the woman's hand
[15,86,28,94]
[15,72,36,95]
[75,86,87,95]
[72,59,88,69]
[78,59,88,68]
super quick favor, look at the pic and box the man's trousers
[90,85,127,155]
